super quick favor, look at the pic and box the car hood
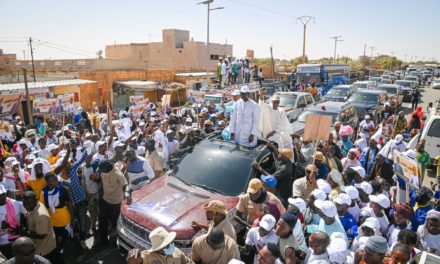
[291,121,306,134]
[121,175,238,240]
[324,95,346,101]
[350,102,377,110]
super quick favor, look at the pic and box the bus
[296,64,350,95]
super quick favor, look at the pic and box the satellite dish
[97,50,103,58]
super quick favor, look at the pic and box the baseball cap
[329,170,343,185]
[352,166,366,179]
[231,90,240,96]
[288,198,306,214]
[47,144,59,152]
[334,193,352,206]
[341,185,359,200]
[354,181,373,195]
[311,189,327,201]
[317,179,331,194]
[259,214,276,231]
[314,200,337,218]
[368,194,390,209]
[240,85,250,93]
[185,117,193,123]
[204,200,227,215]
[261,175,277,189]
[247,178,262,194]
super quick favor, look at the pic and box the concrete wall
[78,69,176,111]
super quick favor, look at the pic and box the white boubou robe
[259,99,293,150]
[229,99,260,147]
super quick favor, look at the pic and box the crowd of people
[0,84,439,264]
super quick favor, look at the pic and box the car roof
[275,91,310,96]
[333,85,352,89]
[354,81,374,84]
[395,80,412,83]
[377,84,399,88]
[308,101,352,112]
[355,90,385,94]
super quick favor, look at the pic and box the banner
[129,98,150,118]
[393,150,421,187]
[113,118,131,142]
[129,95,145,106]
[303,115,333,142]
[33,94,76,114]
[0,121,13,141]
[0,94,22,117]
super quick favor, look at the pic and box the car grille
[120,215,151,239]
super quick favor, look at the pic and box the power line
[223,0,295,19]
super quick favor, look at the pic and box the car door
[424,118,440,159]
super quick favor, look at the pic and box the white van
[408,100,440,162]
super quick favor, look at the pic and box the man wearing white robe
[259,89,293,150]
[230,85,260,147]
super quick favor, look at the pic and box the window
[210,54,220,60]
[305,95,314,105]
[297,96,306,108]
[427,119,440,138]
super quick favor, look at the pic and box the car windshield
[172,141,254,196]
[395,82,411,88]
[265,86,276,94]
[348,93,379,104]
[405,77,417,81]
[354,83,368,89]
[327,88,349,96]
[276,94,298,107]
[377,87,397,94]
[297,110,338,123]
[382,75,390,79]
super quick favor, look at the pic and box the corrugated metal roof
[0,79,97,92]
[116,81,157,87]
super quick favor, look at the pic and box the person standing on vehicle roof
[229,85,260,147]
[411,88,421,110]
[259,88,293,150]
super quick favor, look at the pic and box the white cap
[185,117,193,123]
[328,237,348,264]
[352,166,366,178]
[232,89,240,96]
[259,214,276,231]
[341,185,359,200]
[95,141,107,149]
[288,198,306,214]
[311,189,327,201]
[365,115,371,120]
[334,193,352,206]
[314,200,337,218]
[395,134,403,143]
[317,179,332,194]
[272,95,281,101]
[329,170,343,185]
[112,141,125,150]
[47,143,59,152]
[11,160,20,167]
[368,194,390,209]
[0,185,6,194]
[240,85,250,93]
[354,181,373,195]
[25,154,36,161]
[361,217,380,232]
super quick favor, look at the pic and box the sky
[1,0,439,62]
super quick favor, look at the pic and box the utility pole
[296,16,315,63]
[22,68,33,125]
[369,46,375,77]
[198,0,224,85]
[330,36,343,64]
[22,50,26,61]
[270,45,275,79]
[29,38,36,82]
[404,54,408,63]
[363,44,366,72]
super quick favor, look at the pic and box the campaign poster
[0,94,22,117]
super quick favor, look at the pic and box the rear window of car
[427,119,440,138]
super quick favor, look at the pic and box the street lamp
[198,0,224,85]
[331,36,343,64]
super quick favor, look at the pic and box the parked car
[381,75,393,84]
[291,101,358,135]
[373,84,402,112]
[404,76,420,87]
[348,90,387,124]
[268,92,315,122]
[117,133,275,254]
[368,77,382,85]
[353,80,377,90]
[323,85,356,102]
[394,80,416,102]
[432,79,440,89]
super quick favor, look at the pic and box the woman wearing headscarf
[351,217,381,251]
[355,133,368,152]
[387,204,413,248]
[417,210,440,255]
[407,112,421,132]
[392,111,407,138]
